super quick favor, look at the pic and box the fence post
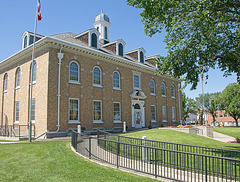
[142,136,147,161]
[123,121,126,133]
[155,148,157,178]
[89,136,92,159]
[117,137,120,168]
[78,125,81,134]
[205,156,207,182]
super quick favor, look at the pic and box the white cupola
[93,9,111,44]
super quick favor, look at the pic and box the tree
[220,83,240,126]
[195,92,220,124]
[182,92,197,123]
[127,0,240,89]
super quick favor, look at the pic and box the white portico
[131,90,146,128]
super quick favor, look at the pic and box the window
[162,106,167,122]
[118,43,123,57]
[151,105,156,122]
[161,82,166,96]
[32,61,37,83]
[150,80,155,95]
[69,98,79,123]
[224,121,228,125]
[93,66,102,86]
[24,36,28,48]
[104,27,108,39]
[113,102,121,122]
[113,71,120,89]
[15,101,19,123]
[172,107,176,121]
[224,114,227,117]
[93,101,102,123]
[134,74,140,89]
[31,98,35,122]
[69,61,79,83]
[219,114,223,117]
[3,73,8,92]
[91,33,97,48]
[16,68,21,88]
[171,84,175,98]
[140,51,144,64]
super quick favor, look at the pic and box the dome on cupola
[94,9,110,23]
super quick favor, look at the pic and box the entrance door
[134,110,142,128]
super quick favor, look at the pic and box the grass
[123,129,240,150]
[214,127,240,138]
[0,140,157,182]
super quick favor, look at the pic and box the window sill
[172,120,176,122]
[69,81,81,85]
[15,87,20,90]
[93,84,103,88]
[31,120,35,124]
[113,87,121,90]
[150,93,156,96]
[93,120,103,124]
[134,88,141,90]
[162,95,167,98]
[151,120,157,123]
[171,97,175,99]
[3,90,7,93]
[68,121,81,124]
[114,120,122,124]
[162,120,167,122]
[14,121,19,124]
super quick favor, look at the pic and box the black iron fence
[0,124,35,140]
[97,129,240,160]
[71,130,240,182]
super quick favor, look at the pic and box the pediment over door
[130,90,147,99]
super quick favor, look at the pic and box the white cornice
[0,36,178,81]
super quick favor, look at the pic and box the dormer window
[140,51,144,64]
[22,31,43,49]
[91,33,97,48]
[118,43,123,57]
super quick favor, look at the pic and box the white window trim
[172,107,176,122]
[68,98,80,124]
[161,82,166,97]
[15,101,20,124]
[93,100,103,123]
[89,30,100,49]
[93,66,102,87]
[162,106,167,122]
[113,102,122,123]
[69,61,80,84]
[113,71,121,90]
[171,84,176,99]
[150,80,155,95]
[151,105,157,122]
[133,73,141,90]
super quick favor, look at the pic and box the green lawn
[123,129,240,150]
[0,141,157,182]
[214,127,240,138]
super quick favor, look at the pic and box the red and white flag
[37,0,42,21]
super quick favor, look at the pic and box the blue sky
[0,0,236,98]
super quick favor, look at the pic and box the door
[134,110,142,128]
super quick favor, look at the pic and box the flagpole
[29,1,39,142]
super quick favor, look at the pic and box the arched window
[134,104,141,109]
[118,43,123,57]
[171,84,175,98]
[32,61,37,83]
[16,68,21,88]
[3,73,8,92]
[69,61,79,83]
[24,36,28,48]
[93,66,102,86]
[104,27,108,39]
[161,82,166,96]
[91,33,97,48]
[113,71,120,89]
[150,80,155,94]
[140,51,144,64]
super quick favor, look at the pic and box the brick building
[0,12,182,137]
[206,111,240,126]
